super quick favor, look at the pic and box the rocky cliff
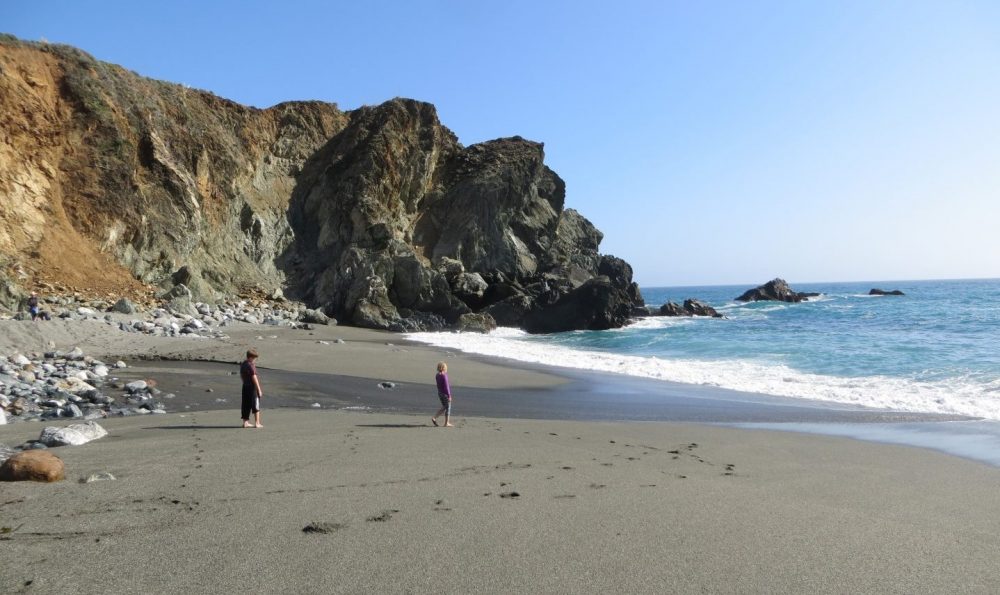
[0,35,642,332]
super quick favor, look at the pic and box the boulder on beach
[299,309,333,325]
[869,288,905,296]
[38,421,109,447]
[110,297,137,314]
[522,277,634,334]
[453,312,497,334]
[0,450,65,482]
[735,278,817,303]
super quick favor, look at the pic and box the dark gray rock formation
[869,288,905,296]
[281,104,643,333]
[654,299,722,318]
[453,313,497,334]
[682,299,722,317]
[110,298,137,314]
[522,277,634,333]
[659,302,687,316]
[299,309,333,325]
[735,278,816,303]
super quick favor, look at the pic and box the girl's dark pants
[241,384,258,419]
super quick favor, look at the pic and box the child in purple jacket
[431,361,454,427]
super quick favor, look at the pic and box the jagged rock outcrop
[735,278,818,303]
[869,288,905,296]
[652,299,722,318]
[0,36,643,332]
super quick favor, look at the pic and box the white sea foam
[613,316,693,331]
[406,329,1000,420]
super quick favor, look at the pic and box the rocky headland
[0,35,642,334]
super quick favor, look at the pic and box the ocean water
[409,279,1000,420]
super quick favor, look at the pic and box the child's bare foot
[431,417,439,426]
[444,423,454,427]
[255,423,263,428]
[242,421,252,428]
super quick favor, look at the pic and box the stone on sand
[0,450,65,482]
[38,421,108,447]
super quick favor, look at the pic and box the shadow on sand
[141,426,243,431]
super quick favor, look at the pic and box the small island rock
[735,278,816,303]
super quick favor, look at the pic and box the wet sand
[116,358,969,424]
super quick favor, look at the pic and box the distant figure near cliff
[26,292,50,321]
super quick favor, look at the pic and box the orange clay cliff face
[0,35,643,333]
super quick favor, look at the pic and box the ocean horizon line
[636,275,1000,290]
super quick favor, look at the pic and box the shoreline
[3,318,996,467]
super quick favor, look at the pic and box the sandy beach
[3,320,1000,593]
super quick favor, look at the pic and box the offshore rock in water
[735,278,818,303]
[653,299,723,318]
[869,288,905,296]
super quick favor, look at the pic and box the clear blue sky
[5,0,999,286]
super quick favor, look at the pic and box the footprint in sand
[499,491,520,499]
[589,483,606,489]
[553,494,576,499]
[303,522,348,534]
[366,510,400,522]
[433,499,452,512]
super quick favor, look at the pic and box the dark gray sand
[2,409,1000,594]
[5,321,1000,593]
